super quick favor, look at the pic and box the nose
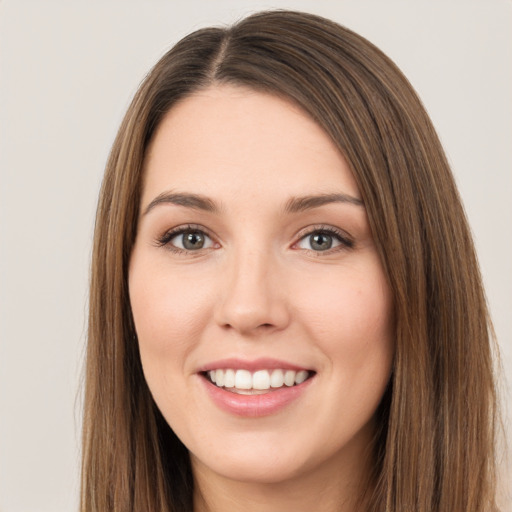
[214,247,290,336]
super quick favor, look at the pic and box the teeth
[284,370,295,386]
[215,369,225,387]
[295,370,308,384]
[253,370,270,390]
[235,369,252,389]
[206,368,311,391]
[270,369,284,388]
[224,369,235,388]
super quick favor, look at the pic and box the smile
[198,359,316,416]
[206,368,312,394]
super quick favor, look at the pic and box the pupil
[183,231,204,250]
[311,233,332,251]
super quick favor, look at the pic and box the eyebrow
[143,190,364,216]
[143,192,220,215]
[284,193,364,213]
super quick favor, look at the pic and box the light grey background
[1,1,511,511]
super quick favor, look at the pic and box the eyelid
[292,224,354,252]
[155,224,219,252]
[154,223,353,255]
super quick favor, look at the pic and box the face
[129,85,394,487]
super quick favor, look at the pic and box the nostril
[220,321,277,331]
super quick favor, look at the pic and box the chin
[192,450,310,485]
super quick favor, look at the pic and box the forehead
[141,84,359,206]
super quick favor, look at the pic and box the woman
[81,10,500,511]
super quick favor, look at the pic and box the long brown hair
[81,10,500,511]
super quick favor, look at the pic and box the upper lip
[197,357,312,373]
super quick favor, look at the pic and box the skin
[129,84,394,512]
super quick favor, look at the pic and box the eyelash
[155,224,354,255]
[293,225,354,254]
[155,224,216,254]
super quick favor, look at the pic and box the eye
[297,232,339,251]
[157,225,216,252]
[173,230,213,250]
[295,226,353,253]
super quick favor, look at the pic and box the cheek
[298,268,391,334]
[292,261,394,375]
[128,253,214,365]
[128,253,218,427]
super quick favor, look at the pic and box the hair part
[82,10,500,511]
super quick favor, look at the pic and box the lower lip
[200,375,314,417]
